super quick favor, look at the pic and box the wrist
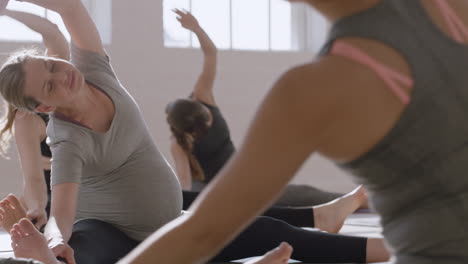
[46,232,64,242]
[23,192,48,209]
[192,26,203,34]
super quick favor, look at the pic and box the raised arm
[2,9,69,60]
[174,9,217,105]
[20,0,105,56]
[170,137,193,190]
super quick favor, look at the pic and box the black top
[192,102,235,183]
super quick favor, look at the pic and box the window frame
[163,0,329,53]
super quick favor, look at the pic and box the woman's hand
[173,9,200,32]
[0,0,9,14]
[26,207,48,230]
[49,237,76,264]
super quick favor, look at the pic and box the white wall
[0,0,357,199]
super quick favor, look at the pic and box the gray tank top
[320,1,468,262]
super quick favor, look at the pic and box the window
[163,0,329,52]
[0,0,112,44]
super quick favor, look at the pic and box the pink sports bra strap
[330,41,413,105]
[433,0,468,43]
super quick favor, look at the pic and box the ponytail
[170,126,205,181]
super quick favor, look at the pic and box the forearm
[44,215,73,243]
[5,10,61,38]
[192,27,217,56]
[4,9,70,60]
[45,183,79,242]
[22,178,48,210]
[22,0,104,55]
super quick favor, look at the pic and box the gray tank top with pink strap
[320,1,468,263]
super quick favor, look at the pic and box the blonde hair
[0,104,17,158]
[0,49,40,157]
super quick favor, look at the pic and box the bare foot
[11,218,60,264]
[0,194,27,233]
[313,185,367,233]
[245,242,293,264]
[366,238,391,263]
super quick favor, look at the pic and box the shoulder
[270,56,358,115]
[13,112,46,136]
[266,55,382,139]
[46,117,90,152]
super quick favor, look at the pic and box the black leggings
[184,190,316,227]
[69,218,367,264]
[0,259,44,264]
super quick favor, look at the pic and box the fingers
[64,247,76,264]
[35,215,48,229]
[0,199,12,213]
[26,210,48,229]
[172,8,191,17]
[172,8,184,16]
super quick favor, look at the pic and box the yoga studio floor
[0,211,390,264]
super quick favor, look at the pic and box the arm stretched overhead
[173,9,217,105]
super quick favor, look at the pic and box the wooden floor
[0,212,390,263]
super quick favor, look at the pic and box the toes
[273,242,293,258]
[0,200,8,211]
[10,229,21,243]
[3,200,13,211]
[12,223,25,238]
[0,206,7,219]
[263,242,293,261]
[10,241,18,250]
[6,194,22,210]
[18,218,37,235]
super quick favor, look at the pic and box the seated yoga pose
[167,9,350,208]
[0,0,70,231]
[4,216,292,264]
[169,8,368,232]
[118,0,468,263]
[0,6,367,236]
[0,0,389,263]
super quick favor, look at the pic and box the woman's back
[192,102,235,186]
[316,0,468,262]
